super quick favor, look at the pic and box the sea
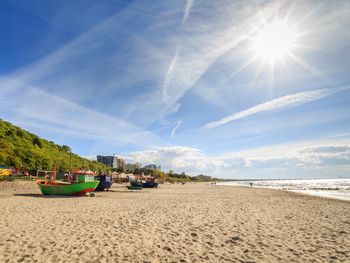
[218,178,350,201]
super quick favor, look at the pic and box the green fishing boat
[36,167,99,196]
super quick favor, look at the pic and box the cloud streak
[205,86,350,128]
[0,77,166,149]
[163,50,179,102]
[2,0,350,164]
[159,1,278,112]
[182,0,193,24]
[170,119,182,138]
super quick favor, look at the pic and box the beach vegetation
[0,119,108,174]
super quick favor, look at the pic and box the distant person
[250,182,253,187]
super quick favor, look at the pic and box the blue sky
[1,0,350,179]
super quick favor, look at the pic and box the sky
[1,0,350,179]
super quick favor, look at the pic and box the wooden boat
[36,166,99,196]
[142,177,159,188]
[95,175,113,191]
[127,180,143,190]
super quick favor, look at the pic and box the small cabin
[75,174,95,183]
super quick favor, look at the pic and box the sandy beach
[0,181,349,263]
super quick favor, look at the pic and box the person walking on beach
[250,182,253,187]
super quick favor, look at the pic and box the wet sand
[0,181,349,262]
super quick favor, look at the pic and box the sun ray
[292,1,324,29]
[232,56,258,76]
[253,59,266,81]
[221,56,259,86]
[288,53,324,79]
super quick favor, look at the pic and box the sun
[252,20,298,64]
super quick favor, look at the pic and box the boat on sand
[36,166,99,196]
[126,175,158,190]
[95,174,113,191]
[127,179,143,190]
[142,177,159,188]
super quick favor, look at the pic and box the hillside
[0,119,106,173]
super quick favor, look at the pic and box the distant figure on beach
[250,182,253,187]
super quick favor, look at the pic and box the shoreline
[217,179,350,202]
[220,184,350,203]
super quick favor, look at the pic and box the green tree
[32,136,42,148]
[62,145,71,152]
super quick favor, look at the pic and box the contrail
[205,86,350,128]
[182,0,194,24]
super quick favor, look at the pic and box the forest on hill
[0,119,106,173]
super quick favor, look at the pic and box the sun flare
[252,20,298,64]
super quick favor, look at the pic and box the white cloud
[300,145,350,154]
[205,86,350,128]
[127,138,350,179]
[130,146,205,170]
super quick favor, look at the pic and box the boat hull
[95,181,113,191]
[142,182,159,188]
[94,175,113,191]
[36,180,99,196]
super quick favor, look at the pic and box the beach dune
[0,181,349,262]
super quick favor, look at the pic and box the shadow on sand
[13,193,82,198]
[118,190,145,193]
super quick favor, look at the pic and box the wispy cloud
[163,49,179,102]
[7,1,184,127]
[300,145,350,154]
[2,0,350,163]
[170,119,182,138]
[205,86,350,128]
[182,0,193,24]
[0,77,166,149]
[159,1,277,112]
[11,0,275,128]
[2,1,288,128]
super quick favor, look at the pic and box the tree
[5,130,13,137]
[62,145,71,152]
[116,167,124,173]
[16,128,24,138]
[32,136,42,148]
[152,169,166,179]
[8,155,22,168]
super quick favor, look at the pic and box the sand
[0,181,349,263]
